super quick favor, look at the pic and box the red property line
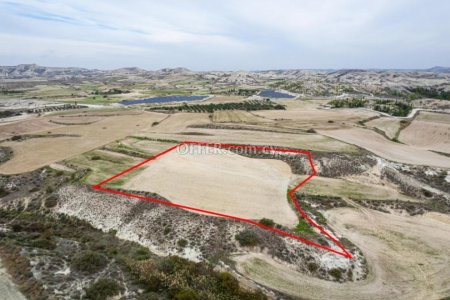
[92,141,352,259]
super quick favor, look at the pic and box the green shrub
[259,218,275,227]
[295,218,314,235]
[133,246,151,260]
[235,230,260,247]
[45,195,58,208]
[71,250,108,273]
[90,155,101,160]
[85,277,120,300]
[31,238,56,250]
[307,262,318,272]
[177,239,188,248]
[329,268,342,280]
[216,272,239,292]
[174,289,199,300]
[0,187,9,197]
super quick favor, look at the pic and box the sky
[0,0,449,70]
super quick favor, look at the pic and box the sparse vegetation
[71,250,108,273]
[407,87,450,100]
[148,100,285,113]
[235,230,260,246]
[85,278,120,300]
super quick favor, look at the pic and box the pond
[120,95,208,106]
[258,90,295,99]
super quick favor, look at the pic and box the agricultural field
[365,117,401,139]
[0,111,166,174]
[236,209,450,299]
[123,145,298,226]
[212,110,268,123]
[318,127,450,168]
[399,112,450,153]
[1,66,450,300]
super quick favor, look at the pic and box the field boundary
[92,141,352,259]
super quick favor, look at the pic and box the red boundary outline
[92,141,352,259]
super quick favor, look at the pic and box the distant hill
[0,64,99,79]
[424,66,450,73]
[0,64,449,80]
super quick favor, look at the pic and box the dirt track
[236,208,450,299]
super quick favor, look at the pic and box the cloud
[0,0,449,69]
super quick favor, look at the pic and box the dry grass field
[151,112,211,133]
[253,108,379,130]
[212,110,268,123]
[123,145,298,227]
[366,117,401,139]
[318,128,450,168]
[292,175,415,202]
[399,112,450,153]
[139,129,357,152]
[65,149,143,186]
[0,111,166,174]
[1,87,449,299]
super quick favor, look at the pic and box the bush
[163,227,171,235]
[177,239,188,248]
[216,272,239,292]
[307,262,318,272]
[259,218,275,227]
[133,246,151,260]
[329,268,342,280]
[85,278,120,300]
[31,238,56,250]
[235,230,260,247]
[71,251,108,274]
[0,187,9,197]
[45,194,58,208]
[174,289,199,300]
[295,218,314,235]
[90,155,101,160]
